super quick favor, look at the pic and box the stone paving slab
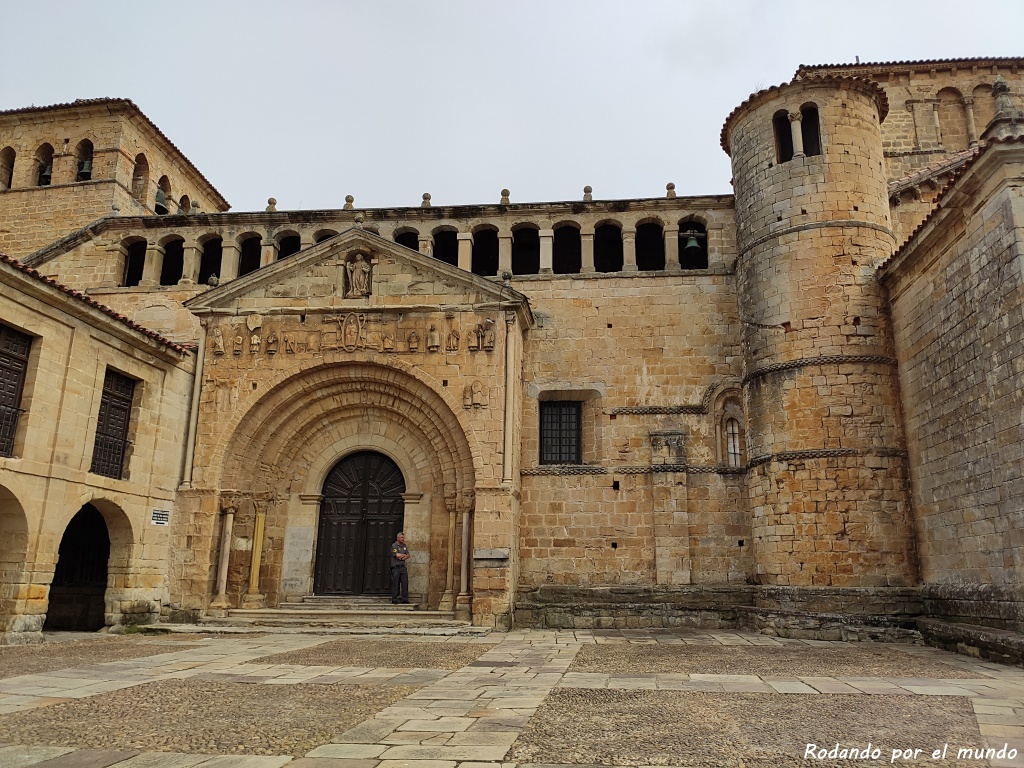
[0,745,75,767]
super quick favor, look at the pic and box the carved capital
[788,111,803,123]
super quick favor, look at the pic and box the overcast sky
[4,1,1023,211]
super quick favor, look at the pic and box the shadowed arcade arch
[0,485,30,639]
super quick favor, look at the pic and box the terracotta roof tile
[796,57,1024,76]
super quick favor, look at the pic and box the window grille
[726,418,742,468]
[90,369,135,479]
[0,324,31,457]
[540,401,582,465]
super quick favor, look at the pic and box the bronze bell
[683,235,700,253]
[155,188,167,206]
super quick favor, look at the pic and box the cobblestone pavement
[0,628,1021,767]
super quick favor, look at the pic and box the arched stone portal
[314,451,406,595]
[0,484,33,643]
[45,504,110,631]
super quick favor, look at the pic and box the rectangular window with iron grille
[540,401,582,465]
[0,323,32,458]
[90,368,135,479]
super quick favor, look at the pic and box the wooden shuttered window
[540,401,582,465]
[90,369,135,479]
[0,323,32,457]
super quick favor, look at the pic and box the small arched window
[277,233,301,259]
[552,224,581,274]
[471,227,499,276]
[635,221,665,271]
[159,238,185,285]
[238,235,262,277]
[155,176,172,215]
[432,229,458,267]
[800,104,821,157]
[35,144,54,186]
[394,229,419,250]
[593,223,623,273]
[773,110,793,164]
[198,237,223,285]
[512,225,540,275]
[0,147,15,190]
[178,195,190,215]
[121,239,147,287]
[75,139,93,181]
[131,154,149,202]
[725,418,742,468]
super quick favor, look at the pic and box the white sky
[4,1,1022,211]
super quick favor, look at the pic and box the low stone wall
[921,583,1024,633]
[918,617,1024,667]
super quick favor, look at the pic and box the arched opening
[773,109,793,163]
[314,451,406,595]
[973,84,996,134]
[432,229,458,267]
[75,139,93,182]
[159,238,185,285]
[512,225,540,275]
[315,229,339,244]
[155,176,172,215]
[552,225,581,274]
[44,504,110,631]
[471,227,499,276]
[937,88,969,151]
[635,222,665,271]
[121,239,147,287]
[238,235,262,277]
[394,229,419,251]
[0,147,15,190]
[0,486,30,640]
[679,221,708,269]
[716,394,746,469]
[800,104,821,157]
[198,237,223,285]
[35,144,54,187]
[277,234,302,259]
[178,195,190,215]
[131,153,149,202]
[594,223,623,273]
[725,418,742,468]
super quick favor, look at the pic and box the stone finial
[981,75,1023,141]
[344,194,355,210]
[422,192,432,208]
[666,182,676,199]
[354,212,364,228]
[583,185,593,202]
[266,198,277,212]
[500,189,510,205]
[208,274,220,286]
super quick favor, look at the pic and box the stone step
[278,601,417,612]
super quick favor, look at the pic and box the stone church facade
[0,58,1021,645]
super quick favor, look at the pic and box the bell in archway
[683,235,700,253]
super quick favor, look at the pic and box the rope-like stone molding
[743,355,897,384]
[521,463,746,476]
[521,465,608,476]
[737,219,895,259]
[748,447,908,468]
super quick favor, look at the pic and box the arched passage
[0,485,30,640]
[314,451,406,595]
[44,504,110,631]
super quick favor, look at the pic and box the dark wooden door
[314,451,406,595]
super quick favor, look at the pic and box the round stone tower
[721,77,918,589]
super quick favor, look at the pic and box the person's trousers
[390,565,408,603]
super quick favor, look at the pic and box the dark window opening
[159,240,184,286]
[122,241,146,287]
[773,109,793,163]
[394,230,419,250]
[726,418,742,468]
[552,227,581,274]
[198,239,223,285]
[75,139,93,182]
[635,223,665,271]
[315,231,338,244]
[0,146,15,190]
[540,401,582,465]
[35,144,54,186]
[155,176,172,215]
[278,235,301,259]
[44,504,110,631]
[594,224,623,272]
[432,230,458,267]
[90,369,135,480]
[679,223,708,269]
[512,227,540,275]
[471,229,499,276]
[131,154,148,201]
[238,237,262,277]
[0,323,32,457]
[801,105,821,157]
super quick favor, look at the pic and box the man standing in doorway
[390,532,410,604]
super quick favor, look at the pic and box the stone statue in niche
[463,381,488,408]
[212,326,226,355]
[212,377,237,412]
[265,332,278,355]
[446,327,460,352]
[427,324,440,352]
[345,253,371,298]
[408,330,420,352]
[468,324,483,351]
[233,335,244,355]
[483,322,496,351]
[250,333,261,355]
[382,331,395,352]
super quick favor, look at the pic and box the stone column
[455,489,474,621]
[789,112,805,158]
[209,505,236,612]
[538,229,554,273]
[498,233,513,275]
[180,242,201,285]
[664,225,680,271]
[220,242,240,282]
[502,312,517,484]
[242,502,267,609]
[260,239,278,267]
[418,234,433,256]
[457,232,473,272]
[964,98,978,146]
[439,490,458,611]
[581,230,595,273]
[140,242,165,287]
[621,227,637,272]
